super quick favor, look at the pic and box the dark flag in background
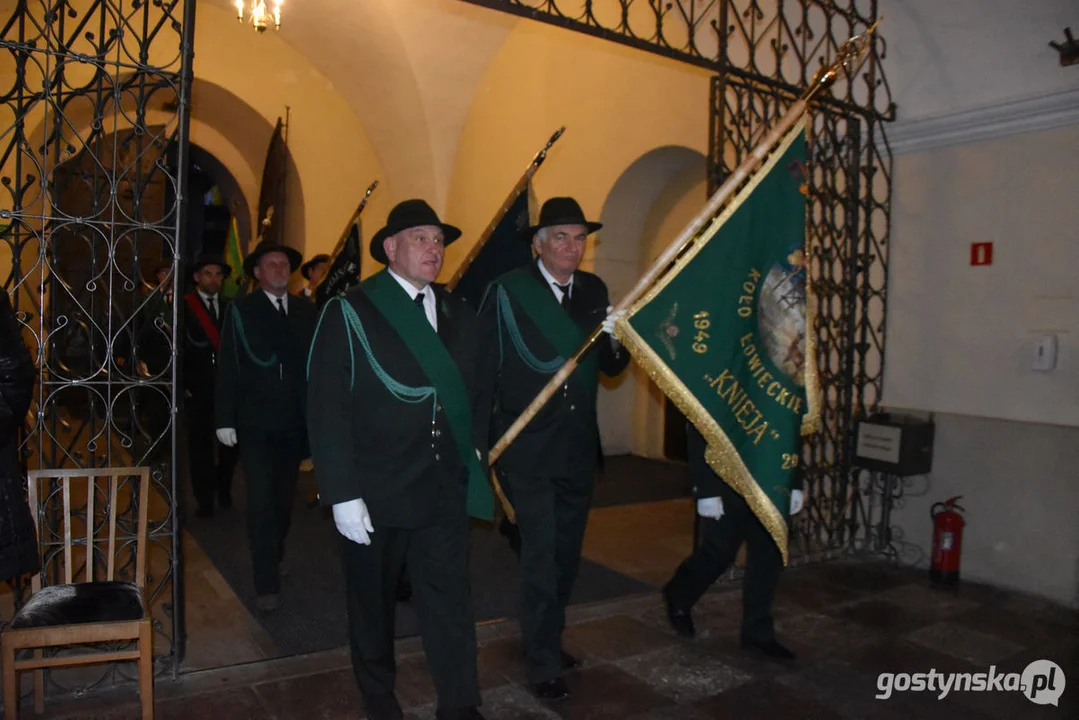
[256,117,288,247]
[315,216,363,307]
[613,120,820,564]
[450,187,532,309]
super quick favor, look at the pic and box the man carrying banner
[477,197,630,701]
[307,199,492,720]
[610,119,821,664]
[300,254,330,300]
[662,425,804,659]
[215,240,318,613]
[182,255,239,518]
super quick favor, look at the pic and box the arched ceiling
[205,0,517,212]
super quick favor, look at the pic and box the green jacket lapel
[499,265,599,389]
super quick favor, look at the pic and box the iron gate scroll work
[709,3,898,563]
[0,0,195,694]
[457,0,900,561]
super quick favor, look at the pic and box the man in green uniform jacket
[477,197,631,700]
[214,240,317,613]
[307,199,492,720]
[662,424,805,661]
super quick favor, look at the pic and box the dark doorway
[166,141,251,297]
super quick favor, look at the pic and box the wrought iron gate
[0,0,194,688]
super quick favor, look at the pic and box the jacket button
[435,453,441,461]
[570,405,576,411]
[436,404,443,412]
[435,429,441,438]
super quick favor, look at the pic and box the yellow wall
[444,21,711,278]
[190,3,391,267]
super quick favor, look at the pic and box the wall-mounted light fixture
[235,0,283,33]
[1049,27,1077,67]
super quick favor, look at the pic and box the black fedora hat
[242,240,303,277]
[370,199,462,265]
[524,197,602,238]
[191,254,232,277]
[301,254,331,280]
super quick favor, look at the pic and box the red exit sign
[971,242,993,266]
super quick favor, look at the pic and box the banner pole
[311,180,379,293]
[445,127,565,291]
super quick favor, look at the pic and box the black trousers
[238,426,303,596]
[186,401,238,511]
[339,482,479,712]
[664,482,784,643]
[507,469,593,684]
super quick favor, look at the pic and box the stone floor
[29,558,1079,719]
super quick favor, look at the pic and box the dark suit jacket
[306,281,490,529]
[181,292,228,410]
[478,261,630,478]
[215,290,317,436]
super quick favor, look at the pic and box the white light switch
[1032,334,1057,372]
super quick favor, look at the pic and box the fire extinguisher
[930,496,965,584]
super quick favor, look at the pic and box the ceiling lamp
[235,0,282,33]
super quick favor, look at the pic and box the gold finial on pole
[808,18,881,102]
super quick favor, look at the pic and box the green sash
[361,270,494,521]
[498,267,599,390]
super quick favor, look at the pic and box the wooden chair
[1,467,153,719]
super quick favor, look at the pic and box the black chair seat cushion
[9,581,144,629]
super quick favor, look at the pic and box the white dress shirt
[264,290,289,315]
[197,291,220,321]
[387,268,437,331]
[537,258,573,303]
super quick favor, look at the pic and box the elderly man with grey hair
[477,196,630,700]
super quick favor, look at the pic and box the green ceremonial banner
[613,120,820,563]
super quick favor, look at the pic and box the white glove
[790,489,805,516]
[601,305,627,335]
[697,496,724,519]
[333,498,374,545]
[216,428,238,447]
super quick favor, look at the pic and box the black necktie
[415,292,428,320]
[208,297,217,321]
[555,283,571,310]
[276,297,287,318]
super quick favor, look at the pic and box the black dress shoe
[533,677,570,701]
[499,517,521,557]
[561,651,579,670]
[364,693,404,720]
[435,707,485,720]
[741,637,796,662]
[662,585,696,638]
